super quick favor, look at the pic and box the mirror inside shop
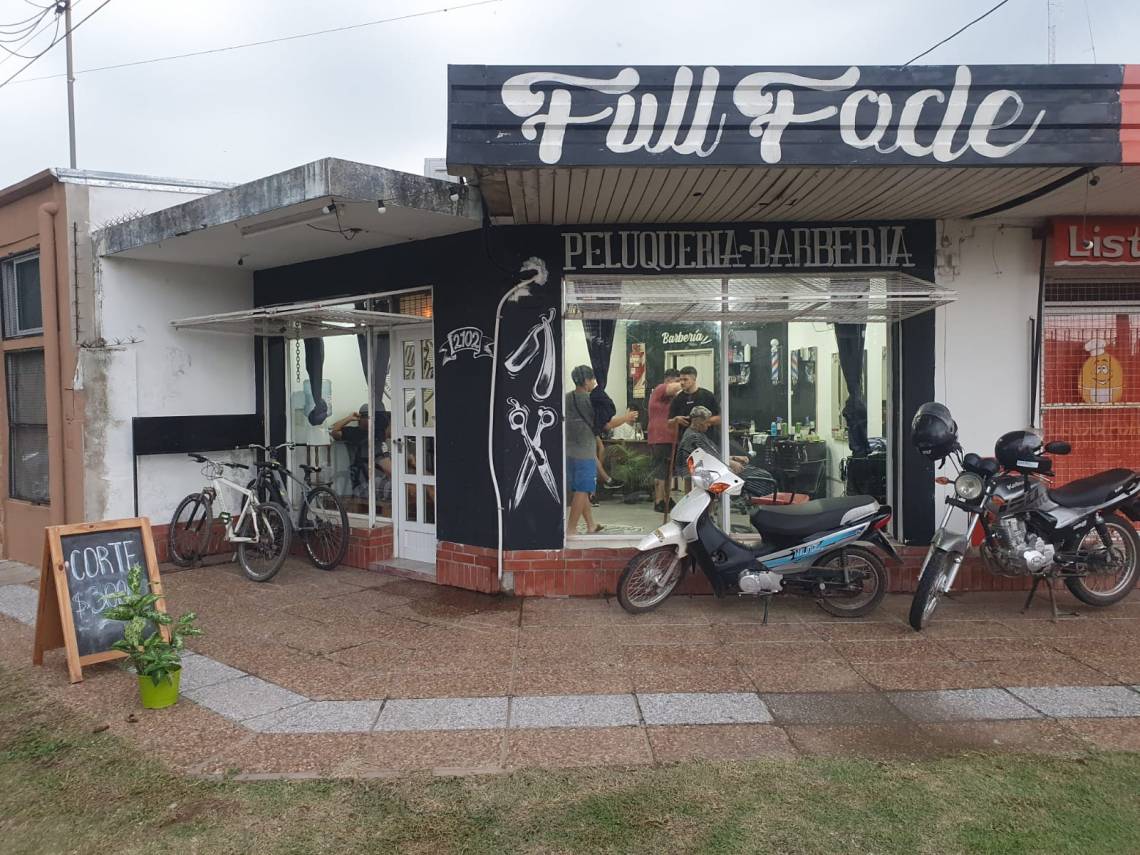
[564,319,889,536]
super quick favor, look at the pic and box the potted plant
[105,564,203,709]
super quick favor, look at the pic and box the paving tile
[506,726,652,768]
[712,622,825,642]
[385,670,512,699]
[184,675,308,722]
[916,620,1024,640]
[630,665,754,694]
[942,638,1056,662]
[1081,658,1140,684]
[350,730,505,774]
[0,583,38,625]
[920,720,1082,756]
[784,724,936,759]
[637,692,771,726]
[0,561,38,586]
[512,667,634,696]
[726,641,844,665]
[614,624,719,645]
[647,724,798,762]
[245,700,383,733]
[510,693,640,728]
[618,644,726,670]
[1063,717,1140,751]
[762,691,905,726]
[1006,685,1140,718]
[831,639,956,663]
[375,696,508,731]
[746,660,873,693]
[197,733,365,776]
[852,661,995,691]
[177,652,246,692]
[809,621,913,641]
[888,689,1041,722]
[980,658,1113,688]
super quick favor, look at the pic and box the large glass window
[564,314,889,538]
[6,349,48,503]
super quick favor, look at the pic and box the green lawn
[1,664,1138,854]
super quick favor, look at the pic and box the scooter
[617,449,899,619]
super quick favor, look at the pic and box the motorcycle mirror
[1045,441,1071,455]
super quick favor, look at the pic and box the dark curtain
[302,338,327,425]
[835,323,869,456]
[356,332,391,413]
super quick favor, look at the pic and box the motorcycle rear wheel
[909,548,952,631]
[617,547,683,614]
[813,546,887,617]
[1064,512,1140,607]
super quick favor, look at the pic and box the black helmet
[911,402,959,461]
[995,430,1049,473]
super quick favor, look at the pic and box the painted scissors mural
[506,397,558,509]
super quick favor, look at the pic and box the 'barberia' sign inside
[448,65,1129,170]
[1053,218,1140,265]
[563,223,923,272]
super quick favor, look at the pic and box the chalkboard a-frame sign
[32,518,167,684]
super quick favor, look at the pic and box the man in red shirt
[647,368,682,512]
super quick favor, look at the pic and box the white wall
[564,320,628,414]
[85,255,254,521]
[934,221,1041,458]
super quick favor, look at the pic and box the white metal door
[665,348,714,385]
[391,325,437,563]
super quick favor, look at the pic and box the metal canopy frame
[564,272,956,324]
[170,291,432,339]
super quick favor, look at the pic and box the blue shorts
[567,456,596,494]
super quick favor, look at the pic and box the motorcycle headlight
[954,472,984,501]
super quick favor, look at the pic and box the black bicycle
[246,442,350,571]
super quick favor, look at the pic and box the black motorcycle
[909,403,1140,630]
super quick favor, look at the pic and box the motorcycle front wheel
[617,547,683,614]
[813,545,887,617]
[1065,512,1140,607]
[909,548,952,631]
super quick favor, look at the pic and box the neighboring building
[9,64,1140,597]
[0,169,230,563]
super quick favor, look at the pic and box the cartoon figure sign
[1079,339,1124,404]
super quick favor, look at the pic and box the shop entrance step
[369,557,437,583]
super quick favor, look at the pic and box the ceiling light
[239,206,334,238]
[377,199,387,214]
[449,187,461,202]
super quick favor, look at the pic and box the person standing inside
[668,365,721,434]
[565,365,604,535]
[648,368,682,512]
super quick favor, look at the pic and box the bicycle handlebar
[247,442,309,453]
[188,453,247,470]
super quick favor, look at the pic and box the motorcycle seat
[750,495,878,539]
[1048,468,1138,509]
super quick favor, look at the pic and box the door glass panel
[422,388,435,427]
[404,436,417,475]
[405,483,417,522]
[421,338,435,379]
[423,436,435,476]
[425,486,435,524]
[403,342,415,380]
[404,389,417,427]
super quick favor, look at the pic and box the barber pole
[770,338,780,384]
[790,349,799,389]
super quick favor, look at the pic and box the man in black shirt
[667,365,720,432]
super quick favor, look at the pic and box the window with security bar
[1,252,43,338]
[1042,281,1140,485]
[561,275,924,539]
[6,349,49,503]
[399,291,433,319]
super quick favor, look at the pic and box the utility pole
[1047,0,1059,63]
[60,0,77,168]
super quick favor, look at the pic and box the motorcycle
[908,405,1140,630]
[617,448,898,619]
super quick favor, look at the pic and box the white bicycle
[168,454,293,581]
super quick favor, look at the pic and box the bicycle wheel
[169,493,212,567]
[236,501,292,582]
[298,485,350,570]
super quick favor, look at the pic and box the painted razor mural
[448,64,1131,168]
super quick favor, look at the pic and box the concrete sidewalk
[1,559,1138,777]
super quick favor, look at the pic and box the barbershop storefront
[95,62,1140,596]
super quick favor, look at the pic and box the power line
[0,0,109,89]
[0,7,58,65]
[1082,0,1097,63]
[903,0,1014,66]
[13,0,504,85]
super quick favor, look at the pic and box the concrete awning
[99,158,482,270]
[171,294,430,339]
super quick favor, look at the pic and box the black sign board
[448,64,1126,169]
[33,518,165,683]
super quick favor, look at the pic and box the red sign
[1053,218,1140,265]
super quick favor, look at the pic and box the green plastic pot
[137,669,181,710]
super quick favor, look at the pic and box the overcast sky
[0,0,1135,189]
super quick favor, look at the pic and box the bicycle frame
[207,472,263,544]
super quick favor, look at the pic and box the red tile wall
[150,521,392,570]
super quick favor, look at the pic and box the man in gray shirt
[565,365,602,534]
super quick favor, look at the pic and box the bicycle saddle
[300,464,322,474]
